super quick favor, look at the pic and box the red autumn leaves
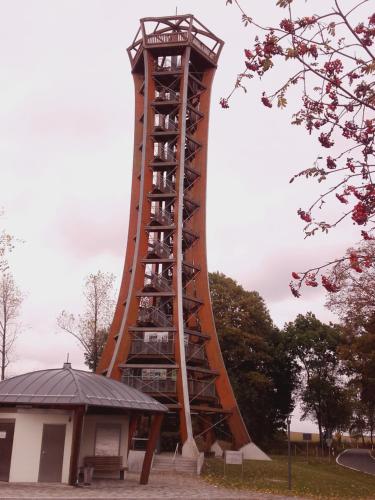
[222,1,375,296]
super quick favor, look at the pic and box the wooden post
[128,413,139,454]
[68,405,85,486]
[140,413,164,485]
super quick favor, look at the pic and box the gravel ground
[0,471,307,499]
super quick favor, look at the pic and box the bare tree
[0,272,23,380]
[0,210,14,273]
[57,271,115,371]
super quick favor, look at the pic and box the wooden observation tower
[98,14,257,458]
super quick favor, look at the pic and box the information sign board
[224,450,244,480]
[225,451,243,465]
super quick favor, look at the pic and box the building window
[95,424,121,456]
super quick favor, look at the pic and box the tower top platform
[127,14,224,70]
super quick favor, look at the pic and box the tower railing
[122,375,216,398]
[191,35,216,61]
[147,32,189,46]
[129,338,205,361]
[150,207,173,226]
[137,306,172,327]
[185,342,206,361]
[154,117,178,132]
[147,239,172,259]
[152,175,176,194]
[130,338,174,356]
[144,272,172,292]
[122,375,177,393]
[153,145,176,162]
[188,379,216,398]
[143,32,217,62]
[155,89,180,102]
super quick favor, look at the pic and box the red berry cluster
[321,275,340,292]
[326,157,336,169]
[298,209,312,223]
[280,19,294,34]
[361,230,374,240]
[305,273,318,287]
[354,16,375,46]
[261,96,272,108]
[219,97,229,109]
[319,133,334,148]
[352,202,368,225]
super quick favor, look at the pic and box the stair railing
[172,442,179,464]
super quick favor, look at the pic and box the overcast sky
[1,0,362,431]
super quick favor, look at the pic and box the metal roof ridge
[67,368,85,403]
[10,368,61,396]
[38,369,72,402]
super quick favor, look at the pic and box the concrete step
[152,455,198,474]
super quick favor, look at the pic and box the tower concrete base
[182,437,200,458]
[210,440,224,457]
[240,442,271,461]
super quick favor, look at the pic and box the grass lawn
[202,455,375,499]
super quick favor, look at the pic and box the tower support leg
[140,413,164,484]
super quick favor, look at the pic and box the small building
[0,363,167,485]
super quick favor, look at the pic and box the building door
[38,424,66,482]
[0,420,15,482]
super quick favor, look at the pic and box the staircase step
[152,454,199,474]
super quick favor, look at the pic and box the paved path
[0,472,307,499]
[337,448,375,475]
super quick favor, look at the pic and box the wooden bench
[82,456,125,481]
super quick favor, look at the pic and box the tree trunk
[1,325,5,381]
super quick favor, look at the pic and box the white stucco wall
[1,410,129,483]
[79,414,129,470]
[1,409,73,483]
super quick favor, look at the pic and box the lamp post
[287,414,292,490]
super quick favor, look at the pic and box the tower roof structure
[128,14,224,70]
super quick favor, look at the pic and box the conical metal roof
[0,365,167,413]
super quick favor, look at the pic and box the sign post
[287,415,292,490]
[326,437,333,464]
[224,451,244,480]
[302,433,312,462]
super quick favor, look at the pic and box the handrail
[154,118,178,132]
[148,238,172,259]
[173,442,179,463]
[153,145,176,162]
[137,306,172,327]
[144,271,172,292]
[191,36,217,61]
[152,175,176,193]
[155,89,180,102]
[144,31,217,62]
[150,207,173,226]
[146,32,188,46]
